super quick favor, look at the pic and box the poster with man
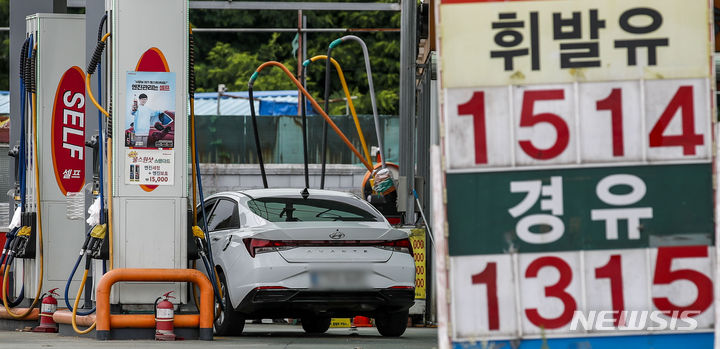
[125,71,176,148]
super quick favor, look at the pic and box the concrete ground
[0,324,439,349]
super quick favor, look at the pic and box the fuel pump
[4,14,90,321]
[2,34,40,317]
[1,36,30,300]
[99,0,189,317]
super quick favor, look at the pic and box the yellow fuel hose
[71,31,111,334]
[2,60,43,318]
[251,61,373,171]
[71,269,95,333]
[307,56,373,167]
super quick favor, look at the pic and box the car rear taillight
[243,238,414,257]
[377,238,413,257]
[254,286,288,290]
[243,238,295,258]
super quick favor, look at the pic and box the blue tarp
[193,90,316,116]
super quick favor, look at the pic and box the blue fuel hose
[4,35,33,309]
[63,227,107,316]
[0,227,17,269]
[18,41,27,211]
[1,255,24,307]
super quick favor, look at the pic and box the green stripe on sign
[446,163,713,256]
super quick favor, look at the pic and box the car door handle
[211,237,220,242]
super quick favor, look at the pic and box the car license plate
[309,269,368,290]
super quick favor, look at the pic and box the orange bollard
[95,268,213,340]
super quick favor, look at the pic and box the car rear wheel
[301,316,331,334]
[214,272,245,336]
[375,310,408,337]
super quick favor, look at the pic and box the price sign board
[409,228,427,299]
[435,0,716,347]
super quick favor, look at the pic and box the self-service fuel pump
[3,14,88,318]
[98,0,189,306]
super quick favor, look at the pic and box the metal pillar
[8,0,65,219]
[399,0,416,225]
[416,59,434,323]
[417,65,431,224]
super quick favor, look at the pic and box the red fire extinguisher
[155,291,176,341]
[33,288,59,333]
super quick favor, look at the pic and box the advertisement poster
[125,149,174,186]
[125,71,175,186]
[125,71,176,149]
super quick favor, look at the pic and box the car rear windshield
[247,197,383,222]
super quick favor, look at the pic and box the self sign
[52,66,85,195]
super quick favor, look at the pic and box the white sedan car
[198,188,416,337]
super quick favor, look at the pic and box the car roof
[206,188,386,223]
[222,188,360,200]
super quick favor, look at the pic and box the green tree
[190,1,401,114]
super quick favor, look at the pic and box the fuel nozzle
[192,225,207,255]
[86,224,107,259]
[8,145,19,158]
[8,145,20,201]
[85,134,100,195]
[11,225,32,258]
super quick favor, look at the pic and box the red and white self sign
[51,66,86,195]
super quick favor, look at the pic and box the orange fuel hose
[250,61,373,172]
[306,56,373,166]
